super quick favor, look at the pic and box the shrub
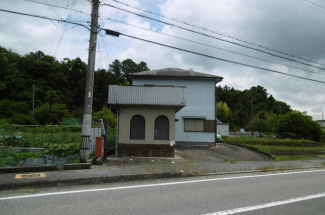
[10,113,39,125]
[93,107,116,127]
[17,152,43,159]
[0,150,18,167]
[35,103,72,125]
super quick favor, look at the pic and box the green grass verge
[243,145,325,151]
[224,136,323,147]
[224,136,325,161]
[274,155,325,161]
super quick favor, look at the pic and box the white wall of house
[133,78,216,143]
[217,124,229,136]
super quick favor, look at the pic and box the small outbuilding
[108,85,186,157]
[216,118,230,136]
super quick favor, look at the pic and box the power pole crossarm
[80,0,100,163]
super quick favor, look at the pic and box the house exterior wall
[133,78,216,144]
[118,105,176,145]
[217,124,230,136]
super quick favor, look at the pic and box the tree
[121,59,138,75]
[93,107,116,127]
[217,101,230,123]
[137,61,150,72]
[10,113,38,125]
[108,59,123,78]
[45,90,59,124]
[275,111,323,141]
[245,118,270,135]
[35,103,71,125]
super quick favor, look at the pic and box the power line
[293,0,325,15]
[99,32,111,66]
[52,0,78,57]
[44,0,62,18]
[102,3,325,72]
[0,8,90,30]
[106,18,325,76]
[24,0,90,16]
[104,28,325,84]
[303,0,325,10]
[106,0,325,67]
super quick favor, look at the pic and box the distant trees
[108,58,150,83]
[217,85,292,128]
[0,46,149,125]
[245,118,270,135]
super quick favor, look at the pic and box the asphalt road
[0,170,324,215]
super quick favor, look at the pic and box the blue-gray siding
[133,79,216,143]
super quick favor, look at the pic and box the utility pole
[80,0,100,163]
[32,84,35,119]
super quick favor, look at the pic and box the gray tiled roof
[128,68,223,80]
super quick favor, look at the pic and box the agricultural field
[223,136,325,161]
[0,126,116,167]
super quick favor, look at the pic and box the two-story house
[128,68,223,147]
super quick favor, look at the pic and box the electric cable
[99,32,111,65]
[293,0,325,15]
[0,8,90,30]
[102,3,325,72]
[24,0,91,16]
[106,18,325,76]
[106,0,325,67]
[303,0,325,10]
[104,29,325,84]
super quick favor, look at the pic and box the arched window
[154,116,169,140]
[130,115,145,140]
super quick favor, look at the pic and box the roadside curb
[0,166,324,191]
[0,165,57,174]
[0,172,195,191]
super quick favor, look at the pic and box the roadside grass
[273,155,323,161]
[224,136,325,161]
[213,155,238,163]
[256,164,303,171]
[224,136,323,147]
[142,150,207,174]
[243,145,325,151]
[24,188,39,194]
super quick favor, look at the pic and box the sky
[0,0,325,120]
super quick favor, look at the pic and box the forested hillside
[216,85,324,141]
[0,46,149,125]
[216,85,291,127]
[1,46,322,141]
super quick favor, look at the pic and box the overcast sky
[1,0,325,120]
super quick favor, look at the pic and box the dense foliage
[217,85,291,127]
[275,111,323,142]
[217,85,324,141]
[0,46,149,125]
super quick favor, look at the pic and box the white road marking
[203,192,325,215]
[0,169,324,201]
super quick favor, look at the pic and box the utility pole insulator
[80,0,100,163]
